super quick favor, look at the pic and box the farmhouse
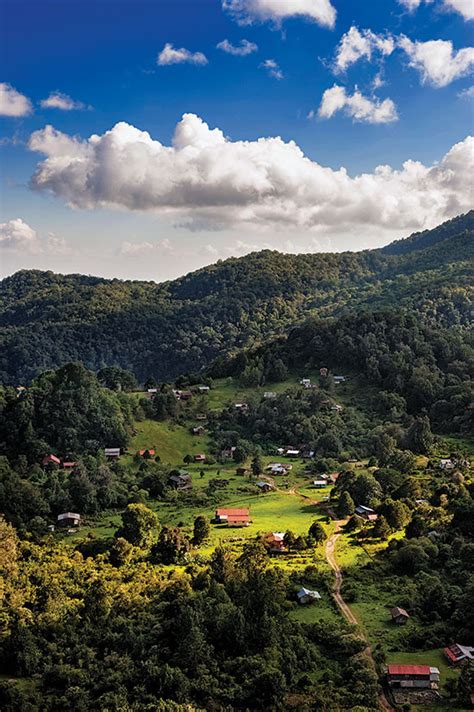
[179,390,193,401]
[390,607,410,625]
[236,467,249,476]
[168,471,192,490]
[63,461,78,469]
[297,587,321,605]
[265,532,286,552]
[42,454,61,466]
[198,386,210,393]
[313,479,328,489]
[105,448,121,458]
[196,413,207,421]
[215,508,250,527]
[285,449,300,457]
[386,664,440,690]
[444,643,474,665]
[193,454,206,463]
[234,402,248,411]
[192,426,206,435]
[57,512,81,527]
[439,458,455,470]
[256,481,274,492]
[147,388,158,394]
[355,505,378,521]
[263,391,276,399]
[220,446,236,459]
[266,462,292,475]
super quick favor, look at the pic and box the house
[62,461,78,469]
[301,448,315,459]
[193,454,206,463]
[42,454,61,467]
[220,446,236,459]
[313,480,328,489]
[196,413,207,421]
[333,375,346,384]
[236,467,249,476]
[147,388,158,394]
[16,385,27,397]
[57,512,81,527]
[329,472,340,484]
[390,607,410,625]
[168,471,192,490]
[355,505,378,522]
[297,587,321,605]
[319,367,328,377]
[105,448,120,458]
[192,426,206,436]
[331,404,343,412]
[264,391,276,399]
[444,644,474,665]
[256,481,274,492]
[386,664,440,690]
[198,386,210,393]
[215,507,250,527]
[234,402,248,411]
[266,462,291,475]
[179,390,193,401]
[285,449,300,457]
[266,532,286,552]
[138,448,155,457]
[300,378,311,388]
[415,499,430,506]
[439,458,455,470]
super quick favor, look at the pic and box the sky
[0,0,473,282]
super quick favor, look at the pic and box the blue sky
[1,0,473,281]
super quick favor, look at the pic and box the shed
[313,480,328,489]
[193,453,206,463]
[297,587,321,605]
[355,505,378,521]
[168,472,192,490]
[390,607,410,625]
[57,512,81,527]
[105,448,121,458]
[256,481,274,492]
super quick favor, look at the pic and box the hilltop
[1,211,472,384]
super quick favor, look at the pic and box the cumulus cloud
[397,0,474,20]
[399,36,474,87]
[157,43,208,66]
[217,38,258,55]
[0,218,70,254]
[260,58,284,79]
[27,113,473,239]
[333,26,395,73]
[458,85,474,98]
[318,85,398,124]
[119,238,172,256]
[222,0,336,29]
[40,92,87,110]
[0,83,33,117]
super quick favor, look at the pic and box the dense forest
[1,212,472,384]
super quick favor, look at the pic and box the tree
[406,415,433,454]
[373,515,391,540]
[117,503,159,549]
[382,499,411,531]
[193,515,210,545]
[283,530,297,550]
[406,513,428,539]
[153,526,190,564]
[338,491,355,518]
[251,454,263,477]
[348,472,382,508]
[308,521,327,544]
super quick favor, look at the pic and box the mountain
[1,212,472,385]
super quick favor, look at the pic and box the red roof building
[139,449,156,457]
[387,664,440,690]
[194,454,206,462]
[63,461,78,469]
[215,508,250,526]
[42,454,61,466]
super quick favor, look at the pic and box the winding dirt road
[325,519,394,712]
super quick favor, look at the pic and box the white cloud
[119,238,172,256]
[222,0,336,29]
[40,92,87,110]
[458,85,474,98]
[333,26,395,73]
[27,114,473,239]
[216,38,258,55]
[260,58,284,79]
[0,218,70,254]
[318,85,398,124]
[157,43,208,66]
[0,83,33,117]
[397,0,474,20]
[399,36,474,87]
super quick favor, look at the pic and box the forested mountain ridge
[1,212,472,384]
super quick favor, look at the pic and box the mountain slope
[1,212,472,384]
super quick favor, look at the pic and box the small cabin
[198,386,210,393]
[57,512,81,527]
[355,505,378,522]
[333,375,346,384]
[297,587,321,605]
[63,461,78,469]
[300,378,311,388]
[256,481,274,492]
[168,472,192,490]
[266,532,285,552]
[439,458,455,470]
[193,453,206,463]
[263,391,276,399]
[236,467,249,476]
[285,449,300,458]
[444,643,474,665]
[390,607,410,625]
[105,448,121,458]
[313,480,328,489]
[192,426,206,435]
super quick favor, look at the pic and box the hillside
[1,211,472,385]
